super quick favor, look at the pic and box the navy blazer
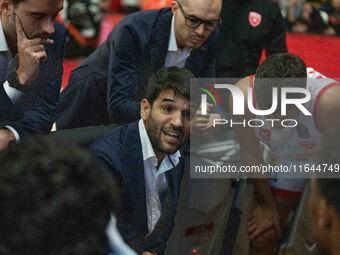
[0,23,66,136]
[91,121,184,254]
[57,8,218,128]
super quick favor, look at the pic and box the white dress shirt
[138,119,181,233]
[106,215,137,255]
[164,16,191,68]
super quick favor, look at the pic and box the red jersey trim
[249,75,256,108]
[271,187,302,200]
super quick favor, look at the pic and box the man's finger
[30,44,45,53]
[33,51,48,62]
[15,15,27,41]
[195,117,209,123]
[247,224,258,235]
[23,38,53,46]
[247,218,256,227]
[274,222,282,238]
[44,38,54,45]
[249,229,262,241]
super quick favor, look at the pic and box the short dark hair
[146,66,194,104]
[254,53,307,111]
[318,125,340,215]
[9,0,25,6]
[0,136,116,255]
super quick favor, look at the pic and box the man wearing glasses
[57,0,222,129]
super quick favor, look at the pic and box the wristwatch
[7,70,25,91]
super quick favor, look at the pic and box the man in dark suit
[57,0,222,129]
[91,67,197,255]
[0,0,66,150]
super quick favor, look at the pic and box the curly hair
[0,136,117,255]
[254,53,307,112]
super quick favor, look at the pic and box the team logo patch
[296,123,311,139]
[249,11,262,27]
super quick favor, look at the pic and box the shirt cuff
[3,81,23,103]
[5,125,20,142]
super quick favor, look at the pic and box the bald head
[181,0,222,15]
[172,0,221,49]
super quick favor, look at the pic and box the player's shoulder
[235,76,252,94]
[310,68,340,131]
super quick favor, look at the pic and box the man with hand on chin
[0,0,66,149]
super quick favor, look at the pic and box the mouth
[163,129,182,145]
[190,37,204,45]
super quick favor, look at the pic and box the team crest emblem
[249,12,262,27]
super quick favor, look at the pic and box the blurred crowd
[60,0,340,57]
[279,0,340,35]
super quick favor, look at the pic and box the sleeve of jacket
[90,131,123,180]
[264,1,288,56]
[106,22,142,124]
[0,86,15,119]
[199,30,219,78]
[9,24,67,136]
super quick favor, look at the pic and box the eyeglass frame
[176,1,222,31]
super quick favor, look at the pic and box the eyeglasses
[176,1,221,31]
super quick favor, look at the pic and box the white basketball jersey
[252,68,338,191]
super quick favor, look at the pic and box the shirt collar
[168,16,191,54]
[168,16,178,52]
[0,21,9,52]
[138,119,181,167]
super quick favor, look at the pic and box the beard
[145,114,186,156]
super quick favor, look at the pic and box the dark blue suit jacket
[91,121,184,254]
[0,23,66,137]
[57,8,218,128]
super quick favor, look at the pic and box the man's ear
[141,99,151,120]
[171,0,179,16]
[317,197,334,231]
[0,0,12,15]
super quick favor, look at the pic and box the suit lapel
[165,158,183,201]
[149,11,172,71]
[0,52,8,84]
[185,47,206,76]
[120,122,148,233]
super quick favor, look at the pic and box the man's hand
[247,204,281,241]
[142,251,157,255]
[194,112,221,131]
[0,129,16,150]
[192,103,221,135]
[15,15,54,85]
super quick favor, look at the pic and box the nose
[171,111,184,128]
[194,23,205,36]
[43,18,55,35]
